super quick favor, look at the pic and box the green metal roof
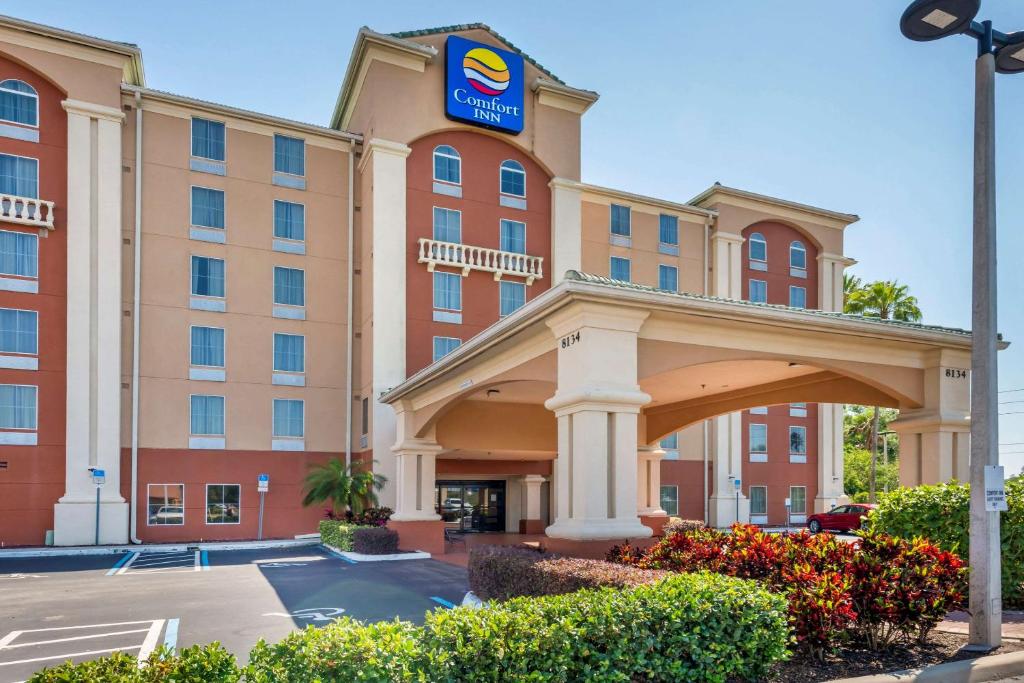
[389,23,566,85]
[564,271,973,338]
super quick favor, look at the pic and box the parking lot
[0,545,468,682]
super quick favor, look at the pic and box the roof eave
[691,183,860,226]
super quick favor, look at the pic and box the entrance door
[435,480,506,532]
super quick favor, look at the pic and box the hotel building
[0,17,977,549]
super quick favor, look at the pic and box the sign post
[733,478,741,524]
[257,474,269,541]
[784,497,792,529]
[88,468,106,545]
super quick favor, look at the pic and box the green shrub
[318,519,356,551]
[28,644,241,682]
[662,517,705,535]
[422,572,789,682]
[468,545,665,601]
[352,526,399,554]
[866,479,1023,608]
[247,618,423,683]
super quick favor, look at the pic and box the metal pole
[968,20,1001,651]
[258,491,265,541]
[94,486,100,546]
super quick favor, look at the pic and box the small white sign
[258,473,269,493]
[984,465,1008,512]
[784,497,792,508]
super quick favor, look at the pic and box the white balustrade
[418,238,544,285]
[0,194,56,230]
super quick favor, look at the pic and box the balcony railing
[0,194,55,230]
[418,238,544,285]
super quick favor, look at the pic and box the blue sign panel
[445,35,524,135]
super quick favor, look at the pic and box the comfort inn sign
[445,35,525,134]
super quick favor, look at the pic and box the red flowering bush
[607,524,966,661]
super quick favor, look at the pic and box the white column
[709,231,744,299]
[815,403,848,512]
[362,139,412,510]
[817,253,857,314]
[544,303,653,540]
[53,100,128,546]
[390,439,442,522]
[637,446,666,516]
[709,413,748,527]
[549,177,582,285]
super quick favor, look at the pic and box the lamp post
[900,0,1022,651]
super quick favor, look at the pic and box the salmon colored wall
[742,404,819,525]
[437,459,551,476]
[660,459,712,522]
[406,130,552,374]
[0,54,67,547]
[131,448,337,542]
[741,221,819,308]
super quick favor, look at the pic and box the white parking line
[0,619,173,674]
[0,645,142,667]
[8,620,155,633]
[116,552,140,575]
[0,628,150,649]
[136,620,164,663]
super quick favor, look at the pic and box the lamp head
[996,33,1024,74]
[900,0,981,41]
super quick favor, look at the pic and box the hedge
[34,574,789,683]
[28,644,241,682]
[352,526,399,554]
[318,519,357,551]
[662,517,704,535]
[866,478,1024,608]
[468,545,666,601]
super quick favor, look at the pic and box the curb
[827,649,1024,682]
[0,538,319,558]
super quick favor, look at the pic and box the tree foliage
[302,458,386,516]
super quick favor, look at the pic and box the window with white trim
[789,426,807,455]
[274,200,305,242]
[273,267,305,307]
[499,219,526,254]
[749,423,768,454]
[499,159,525,197]
[0,308,36,355]
[790,240,807,270]
[658,264,678,292]
[749,279,767,303]
[789,285,806,309]
[790,402,808,417]
[610,204,631,237]
[147,484,184,526]
[190,394,224,436]
[190,326,224,368]
[0,80,38,127]
[433,145,461,185]
[432,207,461,243]
[191,256,225,298]
[659,214,678,246]
[273,398,304,438]
[610,256,631,282]
[660,432,679,460]
[789,486,807,514]
[191,117,225,161]
[274,134,305,176]
[0,384,35,430]
[0,153,38,198]
[749,485,767,516]
[191,187,225,229]
[660,485,679,516]
[433,336,461,362]
[206,484,240,524]
[748,232,767,262]
[499,281,525,317]
[433,271,461,311]
[273,333,304,373]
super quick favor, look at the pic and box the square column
[709,413,748,527]
[709,231,744,299]
[53,100,128,546]
[815,403,849,512]
[519,474,546,534]
[549,178,582,285]
[388,439,444,556]
[637,446,666,516]
[544,303,653,540]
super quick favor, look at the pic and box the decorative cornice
[61,99,124,123]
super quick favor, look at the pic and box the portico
[382,270,982,547]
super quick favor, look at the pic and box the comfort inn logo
[445,35,524,135]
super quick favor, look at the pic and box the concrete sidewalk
[938,611,1024,641]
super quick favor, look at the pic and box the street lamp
[900,0,1020,652]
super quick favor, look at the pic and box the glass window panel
[273,398,304,437]
[191,118,225,161]
[610,204,631,236]
[789,286,807,309]
[191,256,225,297]
[0,384,35,429]
[659,214,678,245]
[0,154,38,198]
[660,433,678,450]
[500,160,525,196]
[750,486,767,515]
[0,309,36,354]
[273,333,305,372]
[610,256,631,282]
[749,279,767,303]
[190,326,224,368]
[273,200,305,241]
[190,394,225,435]
[0,80,38,126]
[790,486,807,514]
[659,486,679,516]
[749,233,767,262]
[499,281,525,317]
[658,264,678,291]
[0,231,37,278]
[273,267,305,306]
[433,271,461,311]
[789,426,807,454]
[432,208,462,243]
[206,484,240,524]
[191,187,225,229]
[433,145,460,184]
[499,219,526,254]
[790,241,807,269]
[274,134,305,176]
[749,424,768,453]
[433,336,461,362]
[147,484,184,526]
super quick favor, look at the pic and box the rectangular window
[433,336,461,362]
[659,433,678,450]
[658,264,678,292]
[0,230,38,279]
[191,256,225,298]
[749,279,767,303]
[610,204,631,236]
[789,286,807,309]
[273,200,305,242]
[361,397,369,436]
[147,484,184,526]
[610,256,631,282]
[789,426,807,455]
[274,134,305,176]
[432,207,461,243]
[191,118,225,161]
[0,154,38,198]
[749,485,768,515]
[499,281,526,317]
[273,333,305,373]
[273,267,305,307]
[659,214,678,245]
[749,423,767,454]
[273,398,304,438]
[190,394,225,436]
[790,402,808,417]
[660,485,679,516]
[0,384,36,429]
[0,308,36,355]
[190,187,225,229]
[0,82,37,127]
[749,406,768,415]
[789,486,807,514]
[499,219,526,254]
[433,271,462,311]
[190,326,224,368]
[206,484,240,525]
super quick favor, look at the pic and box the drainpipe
[129,91,143,544]
[344,142,355,468]
[702,214,712,525]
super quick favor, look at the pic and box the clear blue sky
[8,1,1024,474]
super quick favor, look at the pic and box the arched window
[0,80,38,127]
[790,240,807,270]
[499,159,525,197]
[748,232,767,262]
[433,145,461,185]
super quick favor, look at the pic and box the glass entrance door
[436,480,506,532]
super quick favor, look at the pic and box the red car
[807,503,877,534]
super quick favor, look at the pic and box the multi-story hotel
[0,16,976,549]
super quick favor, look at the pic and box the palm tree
[844,280,922,502]
[302,458,386,517]
[843,273,863,312]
